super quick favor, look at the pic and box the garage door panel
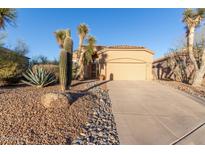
[107,63,146,80]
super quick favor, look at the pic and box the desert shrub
[30,56,59,66]
[164,50,193,84]
[22,67,56,88]
[0,47,29,84]
[14,39,29,56]
[32,64,59,82]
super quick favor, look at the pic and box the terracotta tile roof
[107,45,145,49]
[153,50,188,64]
[153,57,169,63]
[94,45,106,51]
[82,45,106,49]
[81,44,154,55]
[82,45,145,50]
[0,47,30,59]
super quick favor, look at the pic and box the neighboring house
[153,56,175,80]
[74,45,154,80]
[152,53,205,85]
[0,46,30,59]
[152,52,189,81]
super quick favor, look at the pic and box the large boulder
[41,93,71,108]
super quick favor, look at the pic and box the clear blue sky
[4,8,185,60]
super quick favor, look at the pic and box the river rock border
[72,82,120,145]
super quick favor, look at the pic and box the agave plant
[22,67,56,88]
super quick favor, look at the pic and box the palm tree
[76,35,96,80]
[183,8,205,86]
[0,8,17,30]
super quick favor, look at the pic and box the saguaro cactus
[54,29,73,91]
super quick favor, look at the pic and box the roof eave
[97,47,154,55]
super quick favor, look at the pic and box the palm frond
[0,8,17,29]
[87,35,96,46]
[0,32,7,47]
[183,8,205,28]
[54,30,66,48]
[77,23,89,37]
[183,8,193,22]
[197,8,205,18]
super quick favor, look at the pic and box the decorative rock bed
[157,80,205,99]
[0,80,119,145]
[72,82,120,145]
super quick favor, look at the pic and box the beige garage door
[106,63,147,80]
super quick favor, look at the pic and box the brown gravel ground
[0,80,99,145]
[156,80,205,99]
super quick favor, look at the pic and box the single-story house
[152,51,205,85]
[73,45,154,80]
[152,50,192,81]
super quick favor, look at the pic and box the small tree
[37,55,49,64]
[75,35,96,80]
[14,39,29,56]
[30,55,49,66]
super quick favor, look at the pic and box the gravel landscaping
[72,81,120,145]
[0,80,119,145]
[156,80,205,99]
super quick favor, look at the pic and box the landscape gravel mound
[0,84,95,144]
[72,82,120,145]
[0,80,120,145]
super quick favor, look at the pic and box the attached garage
[107,63,147,80]
[97,45,154,80]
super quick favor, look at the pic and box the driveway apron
[107,81,205,144]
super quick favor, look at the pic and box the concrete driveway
[107,81,205,144]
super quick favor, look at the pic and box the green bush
[0,47,29,84]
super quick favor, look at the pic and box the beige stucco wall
[98,48,154,80]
